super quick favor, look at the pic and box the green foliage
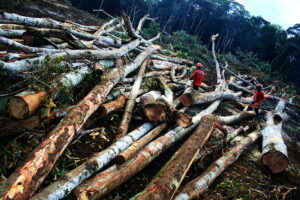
[141,23,161,40]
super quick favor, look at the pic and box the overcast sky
[235,0,300,29]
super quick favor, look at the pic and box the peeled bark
[72,100,221,200]
[0,38,143,73]
[117,58,149,138]
[8,91,45,119]
[30,123,155,200]
[216,111,256,125]
[0,46,159,200]
[115,123,168,165]
[262,99,288,173]
[137,115,215,200]
[174,130,261,200]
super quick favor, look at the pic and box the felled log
[0,46,159,200]
[136,14,157,34]
[115,123,168,165]
[0,38,143,73]
[72,100,221,200]
[0,36,61,53]
[30,123,155,200]
[121,11,140,39]
[174,130,261,200]
[8,66,90,119]
[262,99,288,173]
[8,90,45,119]
[117,58,149,138]
[151,54,193,66]
[136,115,215,200]
[0,29,25,38]
[180,89,251,107]
[123,71,170,83]
[93,18,118,37]
[216,111,256,125]
[98,95,127,118]
[151,59,186,70]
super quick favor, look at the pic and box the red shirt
[253,91,265,105]
[190,70,205,86]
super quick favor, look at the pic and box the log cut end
[115,155,126,165]
[144,103,166,122]
[262,151,288,173]
[8,96,30,119]
[179,93,193,107]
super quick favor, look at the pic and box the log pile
[0,7,298,200]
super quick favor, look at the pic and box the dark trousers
[193,85,199,91]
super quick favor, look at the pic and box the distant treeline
[69,0,300,86]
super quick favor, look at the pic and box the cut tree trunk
[136,115,215,200]
[8,91,45,119]
[262,99,288,173]
[97,95,127,118]
[174,130,261,200]
[151,54,193,66]
[30,123,155,200]
[8,66,90,119]
[115,123,168,165]
[151,59,186,70]
[72,100,221,200]
[117,58,149,138]
[140,91,165,122]
[216,111,256,125]
[0,46,159,200]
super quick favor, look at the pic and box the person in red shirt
[250,84,266,114]
[190,63,205,91]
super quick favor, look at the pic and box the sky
[235,0,300,29]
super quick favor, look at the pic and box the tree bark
[0,46,159,200]
[30,123,155,200]
[216,111,256,125]
[136,115,215,200]
[97,95,127,118]
[0,29,25,38]
[151,54,193,66]
[136,14,157,34]
[0,38,143,73]
[174,130,261,200]
[151,59,186,70]
[121,11,140,39]
[72,100,221,200]
[117,58,149,138]
[262,99,288,173]
[115,123,168,165]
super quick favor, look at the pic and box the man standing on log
[250,84,266,115]
[190,62,205,91]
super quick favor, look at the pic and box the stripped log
[8,91,45,119]
[0,46,160,200]
[117,58,149,138]
[174,130,261,200]
[30,123,155,200]
[72,100,221,200]
[136,115,215,200]
[115,123,168,165]
[8,66,90,119]
[216,111,256,125]
[262,99,288,173]
[0,38,143,73]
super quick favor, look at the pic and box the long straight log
[136,115,215,200]
[0,46,159,200]
[115,123,168,165]
[174,130,261,200]
[0,29,25,38]
[0,38,143,73]
[151,54,193,66]
[117,58,149,138]
[262,99,288,173]
[30,122,155,200]
[72,100,221,200]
